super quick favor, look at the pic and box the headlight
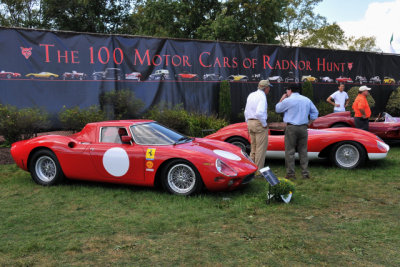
[242,150,254,163]
[215,159,237,177]
[377,140,390,152]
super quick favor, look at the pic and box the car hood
[177,137,256,171]
[308,128,381,140]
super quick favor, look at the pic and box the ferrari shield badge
[146,148,156,160]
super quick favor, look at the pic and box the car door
[89,126,145,182]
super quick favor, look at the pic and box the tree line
[0,0,379,52]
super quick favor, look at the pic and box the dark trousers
[354,117,369,131]
[284,124,309,177]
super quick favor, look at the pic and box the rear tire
[161,160,203,196]
[330,142,366,169]
[29,149,65,186]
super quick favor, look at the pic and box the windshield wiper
[174,136,192,145]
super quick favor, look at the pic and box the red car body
[309,111,400,141]
[205,122,389,169]
[11,120,257,195]
[336,76,353,83]
[176,72,200,80]
[0,70,21,79]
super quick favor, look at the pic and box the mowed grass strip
[1,147,400,266]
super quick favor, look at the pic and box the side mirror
[121,135,132,144]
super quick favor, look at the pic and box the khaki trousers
[284,124,309,177]
[247,120,268,170]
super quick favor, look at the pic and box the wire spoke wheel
[167,164,196,194]
[29,150,65,186]
[335,144,360,168]
[35,156,57,182]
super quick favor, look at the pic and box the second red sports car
[205,122,389,169]
[309,111,400,142]
[0,70,21,79]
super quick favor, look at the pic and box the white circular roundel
[213,150,241,161]
[102,147,130,177]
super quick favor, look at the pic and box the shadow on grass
[61,175,265,199]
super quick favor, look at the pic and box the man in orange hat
[352,85,372,131]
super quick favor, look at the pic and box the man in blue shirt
[275,85,319,179]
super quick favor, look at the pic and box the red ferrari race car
[11,120,257,196]
[0,70,21,79]
[205,122,389,169]
[309,111,400,142]
[175,72,200,80]
[336,76,353,83]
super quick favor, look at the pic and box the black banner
[1,27,399,126]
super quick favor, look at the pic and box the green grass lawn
[1,147,400,266]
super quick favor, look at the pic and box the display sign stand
[260,166,280,204]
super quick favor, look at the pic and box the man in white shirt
[244,80,271,170]
[326,83,349,113]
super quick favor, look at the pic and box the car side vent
[68,142,76,148]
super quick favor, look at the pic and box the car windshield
[130,122,191,145]
[384,112,400,123]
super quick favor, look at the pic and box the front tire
[29,150,65,185]
[161,160,203,196]
[330,142,366,169]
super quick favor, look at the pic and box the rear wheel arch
[28,147,54,170]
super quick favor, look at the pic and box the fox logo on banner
[20,47,32,59]
[348,62,353,70]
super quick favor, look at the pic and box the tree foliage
[302,80,313,101]
[347,36,381,53]
[129,0,286,43]
[386,86,400,116]
[197,0,286,43]
[1,0,286,43]
[277,0,325,47]
[41,0,134,33]
[300,23,346,49]
[0,0,48,28]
